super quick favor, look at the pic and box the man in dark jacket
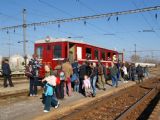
[136,64,144,83]
[2,59,14,87]
[109,62,118,87]
[131,64,136,81]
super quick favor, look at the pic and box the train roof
[35,36,118,52]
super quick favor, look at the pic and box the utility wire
[131,1,160,39]
[142,1,160,29]
[0,5,160,31]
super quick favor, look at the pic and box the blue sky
[0,0,160,60]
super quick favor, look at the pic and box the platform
[0,80,136,120]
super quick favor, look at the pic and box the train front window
[53,45,62,58]
[36,46,43,59]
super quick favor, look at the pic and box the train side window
[36,46,43,59]
[86,48,92,59]
[94,49,99,59]
[53,45,62,58]
[101,51,106,60]
[107,52,111,60]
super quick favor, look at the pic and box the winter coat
[2,63,11,76]
[136,66,143,75]
[62,62,73,79]
[79,64,87,79]
[90,67,98,78]
[110,65,118,77]
[43,75,57,86]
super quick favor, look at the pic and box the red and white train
[34,36,124,78]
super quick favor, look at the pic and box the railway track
[116,87,159,120]
[59,78,160,120]
[148,93,160,120]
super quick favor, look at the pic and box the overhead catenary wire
[131,1,160,39]
[0,5,160,31]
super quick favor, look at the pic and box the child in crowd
[42,65,59,113]
[82,75,92,97]
[71,73,79,92]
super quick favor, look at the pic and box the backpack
[25,65,33,78]
[98,65,104,75]
[59,71,65,80]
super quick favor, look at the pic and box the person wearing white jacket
[121,65,128,83]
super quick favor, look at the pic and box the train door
[118,53,124,63]
[43,43,52,66]
[69,43,76,63]
[35,44,52,78]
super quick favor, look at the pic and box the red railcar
[34,36,123,78]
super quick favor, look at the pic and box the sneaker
[92,94,96,97]
[30,94,33,97]
[55,101,60,109]
[43,110,49,113]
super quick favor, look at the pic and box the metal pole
[22,9,27,66]
[134,44,137,62]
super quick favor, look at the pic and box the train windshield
[53,45,62,58]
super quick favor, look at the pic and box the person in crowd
[86,62,92,77]
[2,59,14,88]
[42,65,59,112]
[79,62,87,94]
[103,63,108,82]
[144,65,149,78]
[82,75,92,97]
[28,54,41,96]
[97,61,106,90]
[72,59,79,77]
[71,73,79,92]
[90,62,98,97]
[130,64,136,81]
[116,61,121,81]
[62,58,73,96]
[136,64,144,83]
[108,62,118,87]
[42,72,59,112]
[121,64,128,83]
[71,59,80,92]
[54,61,63,99]
[127,63,132,80]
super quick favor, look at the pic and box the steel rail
[116,88,158,120]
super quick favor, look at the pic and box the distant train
[0,54,31,77]
[34,36,124,78]
[134,62,156,67]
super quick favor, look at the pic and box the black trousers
[3,75,13,87]
[55,81,65,99]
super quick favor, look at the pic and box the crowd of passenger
[25,54,150,112]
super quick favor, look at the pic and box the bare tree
[130,54,141,62]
